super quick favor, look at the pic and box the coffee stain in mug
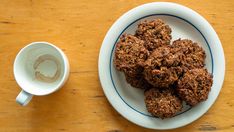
[33,54,61,83]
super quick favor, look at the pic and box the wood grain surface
[0,0,233,131]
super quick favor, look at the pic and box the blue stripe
[109,14,214,118]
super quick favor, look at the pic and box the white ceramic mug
[14,42,69,106]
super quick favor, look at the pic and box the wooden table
[0,0,233,131]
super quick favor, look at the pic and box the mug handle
[16,90,33,106]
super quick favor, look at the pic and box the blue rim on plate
[109,14,214,118]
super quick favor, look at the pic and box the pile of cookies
[114,19,213,119]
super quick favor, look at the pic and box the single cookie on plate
[176,68,213,106]
[144,88,183,119]
[114,34,150,77]
[135,19,172,51]
[171,39,206,71]
[143,45,183,88]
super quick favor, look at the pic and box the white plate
[98,2,225,130]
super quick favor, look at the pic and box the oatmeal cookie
[144,88,183,119]
[136,19,172,51]
[114,34,150,77]
[143,46,183,87]
[171,39,206,71]
[177,68,213,106]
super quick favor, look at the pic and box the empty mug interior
[14,42,66,95]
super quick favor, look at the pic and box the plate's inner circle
[110,15,213,117]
